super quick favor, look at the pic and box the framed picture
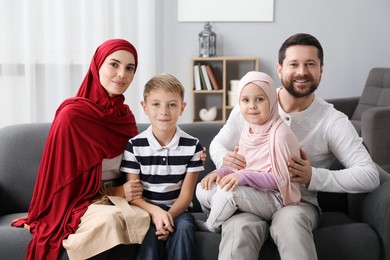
[178,0,274,22]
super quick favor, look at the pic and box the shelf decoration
[199,22,216,57]
[199,107,217,122]
[228,80,239,107]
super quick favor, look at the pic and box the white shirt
[210,89,379,206]
[101,154,122,181]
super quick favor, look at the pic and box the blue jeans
[136,207,196,260]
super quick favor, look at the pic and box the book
[198,63,207,90]
[193,65,202,90]
[205,64,220,90]
[201,65,212,90]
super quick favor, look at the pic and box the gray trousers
[196,184,319,260]
[196,184,283,231]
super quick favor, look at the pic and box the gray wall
[153,0,390,123]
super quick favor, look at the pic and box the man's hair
[278,33,324,66]
[143,73,185,101]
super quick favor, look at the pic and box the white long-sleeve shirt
[210,90,379,207]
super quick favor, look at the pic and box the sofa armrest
[361,106,390,168]
[347,165,390,221]
[326,97,359,119]
[362,180,390,260]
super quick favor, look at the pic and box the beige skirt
[63,196,150,260]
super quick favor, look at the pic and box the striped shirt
[120,125,204,207]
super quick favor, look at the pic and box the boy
[120,73,204,260]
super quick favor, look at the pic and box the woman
[12,39,149,259]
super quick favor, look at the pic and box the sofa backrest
[0,122,223,215]
[351,67,390,122]
[0,123,50,215]
[1,121,361,217]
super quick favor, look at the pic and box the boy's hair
[143,73,185,101]
[278,33,324,66]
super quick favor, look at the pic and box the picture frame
[178,0,274,22]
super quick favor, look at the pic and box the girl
[196,71,301,232]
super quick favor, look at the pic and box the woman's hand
[289,148,312,186]
[218,173,240,191]
[200,172,221,190]
[123,179,143,202]
[222,146,246,170]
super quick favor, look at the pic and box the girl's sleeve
[236,170,278,189]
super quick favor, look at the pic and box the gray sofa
[1,122,390,260]
[328,68,390,172]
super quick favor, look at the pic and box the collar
[144,125,181,151]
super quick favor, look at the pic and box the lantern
[199,22,216,57]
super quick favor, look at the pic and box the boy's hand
[123,179,143,202]
[223,146,246,170]
[200,172,221,190]
[219,173,240,191]
[151,207,174,240]
[155,229,170,241]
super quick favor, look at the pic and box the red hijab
[16,39,139,259]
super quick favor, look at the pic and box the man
[209,33,380,260]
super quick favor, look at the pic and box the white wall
[148,0,390,123]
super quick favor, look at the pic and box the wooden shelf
[191,56,259,122]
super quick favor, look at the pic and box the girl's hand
[219,173,240,191]
[123,179,143,202]
[200,172,221,190]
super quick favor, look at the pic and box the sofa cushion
[314,223,380,260]
[0,213,31,260]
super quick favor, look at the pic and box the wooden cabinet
[191,56,259,122]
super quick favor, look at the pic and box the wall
[149,0,390,124]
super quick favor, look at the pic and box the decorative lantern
[199,22,216,57]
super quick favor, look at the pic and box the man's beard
[281,76,320,98]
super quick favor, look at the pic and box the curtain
[0,0,156,128]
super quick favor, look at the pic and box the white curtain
[0,0,156,128]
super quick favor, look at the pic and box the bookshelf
[192,56,259,122]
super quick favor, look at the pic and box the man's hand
[200,147,207,162]
[123,179,143,202]
[289,148,312,186]
[222,146,246,170]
